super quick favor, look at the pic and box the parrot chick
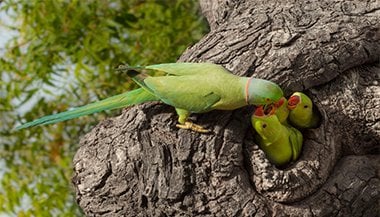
[251,106,303,166]
[287,92,320,129]
[272,97,289,124]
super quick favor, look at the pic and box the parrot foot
[176,121,210,133]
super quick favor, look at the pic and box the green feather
[15,88,158,130]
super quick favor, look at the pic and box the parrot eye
[262,123,267,128]
[304,105,309,108]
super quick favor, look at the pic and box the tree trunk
[72,0,380,216]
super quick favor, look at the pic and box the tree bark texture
[72,0,380,216]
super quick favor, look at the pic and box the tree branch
[72,0,380,216]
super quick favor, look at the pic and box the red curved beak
[274,97,285,108]
[254,105,276,117]
[254,106,266,116]
[287,95,300,110]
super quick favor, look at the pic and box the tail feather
[15,88,159,130]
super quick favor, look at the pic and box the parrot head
[251,106,281,141]
[287,92,313,114]
[287,92,320,128]
[247,78,283,106]
[273,97,289,123]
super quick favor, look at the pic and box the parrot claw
[176,121,210,133]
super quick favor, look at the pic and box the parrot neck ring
[245,77,254,105]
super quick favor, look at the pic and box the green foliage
[0,0,207,215]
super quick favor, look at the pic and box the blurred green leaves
[0,0,207,215]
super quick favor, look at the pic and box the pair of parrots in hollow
[15,62,319,166]
[251,93,320,166]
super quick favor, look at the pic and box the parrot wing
[126,69,156,95]
[145,63,231,76]
[124,64,224,112]
[288,126,303,161]
[143,75,222,113]
[124,63,230,94]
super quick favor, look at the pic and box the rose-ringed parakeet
[16,63,283,133]
[251,106,303,166]
[287,92,320,129]
[260,96,289,125]
[272,97,289,124]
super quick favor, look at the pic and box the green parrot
[287,92,320,129]
[251,106,303,166]
[16,63,283,133]
[272,96,289,124]
[260,96,289,124]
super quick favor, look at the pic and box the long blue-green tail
[15,88,159,130]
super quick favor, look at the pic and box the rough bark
[72,0,380,216]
